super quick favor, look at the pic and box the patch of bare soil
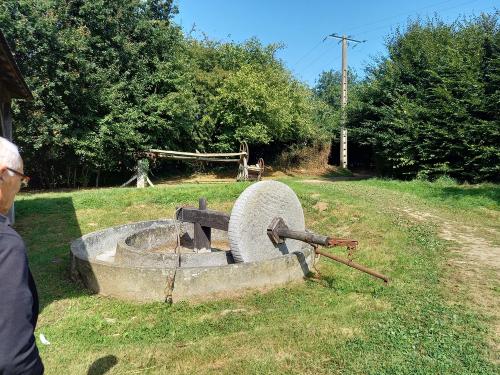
[401,207,500,361]
[313,201,329,212]
[402,208,500,270]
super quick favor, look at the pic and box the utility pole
[324,34,365,169]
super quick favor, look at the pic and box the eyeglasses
[6,167,30,188]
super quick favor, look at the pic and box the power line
[294,2,457,77]
[290,39,323,69]
[297,43,341,79]
[346,0,459,33]
[354,0,482,37]
[293,0,487,83]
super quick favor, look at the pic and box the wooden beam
[2,102,12,140]
[1,101,14,223]
[193,198,211,251]
[0,31,33,100]
[247,166,263,172]
[176,207,230,231]
[0,82,11,102]
[155,155,240,163]
[0,101,4,137]
[150,149,247,158]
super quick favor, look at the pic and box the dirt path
[402,208,500,270]
[401,207,500,360]
[299,178,499,362]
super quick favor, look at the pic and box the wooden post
[136,159,146,188]
[1,102,12,140]
[0,101,4,136]
[1,102,15,223]
[194,198,211,252]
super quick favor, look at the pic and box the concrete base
[70,220,314,303]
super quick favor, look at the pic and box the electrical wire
[354,0,482,37]
[290,39,324,70]
[293,0,487,82]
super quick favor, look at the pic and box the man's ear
[0,166,7,183]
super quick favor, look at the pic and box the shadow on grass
[317,169,374,182]
[154,165,239,184]
[14,197,87,310]
[87,355,118,375]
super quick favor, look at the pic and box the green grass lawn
[15,178,499,374]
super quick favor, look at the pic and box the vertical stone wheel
[228,181,306,263]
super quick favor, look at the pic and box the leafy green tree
[313,69,363,162]
[1,0,187,186]
[186,38,327,153]
[1,1,329,186]
[348,12,499,182]
[314,68,359,109]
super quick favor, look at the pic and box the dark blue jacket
[0,214,43,375]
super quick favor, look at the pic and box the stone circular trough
[70,219,314,303]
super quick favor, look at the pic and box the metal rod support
[268,217,388,283]
[315,248,389,283]
[276,228,329,246]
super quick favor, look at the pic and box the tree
[1,1,330,187]
[1,0,189,186]
[186,38,327,153]
[347,12,500,182]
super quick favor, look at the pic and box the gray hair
[0,137,23,175]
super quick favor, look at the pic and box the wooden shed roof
[0,29,32,100]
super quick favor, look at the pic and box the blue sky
[174,0,498,86]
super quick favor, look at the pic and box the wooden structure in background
[148,142,264,184]
[0,30,33,222]
[123,142,265,188]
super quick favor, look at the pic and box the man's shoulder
[0,224,24,250]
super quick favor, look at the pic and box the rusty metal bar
[275,227,330,246]
[274,227,358,250]
[327,238,358,249]
[267,217,388,283]
[315,248,389,283]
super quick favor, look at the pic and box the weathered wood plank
[193,198,211,251]
[247,166,263,172]
[155,155,241,163]
[0,83,11,102]
[0,101,4,137]
[1,102,12,140]
[149,149,247,157]
[1,101,14,223]
[176,207,230,231]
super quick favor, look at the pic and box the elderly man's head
[0,137,26,215]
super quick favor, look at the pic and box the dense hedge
[1,0,330,187]
[346,14,499,182]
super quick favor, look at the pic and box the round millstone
[228,180,305,263]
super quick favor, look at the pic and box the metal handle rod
[315,248,389,283]
[275,227,389,283]
[275,228,358,249]
[276,228,330,246]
